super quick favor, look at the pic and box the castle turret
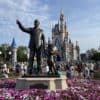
[73,41,80,61]
[60,10,65,44]
[65,21,69,38]
[11,38,17,68]
[67,39,74,62]
[60,10,64,30]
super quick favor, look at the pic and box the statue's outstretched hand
[16,20,20,25]
[16,19,30,33]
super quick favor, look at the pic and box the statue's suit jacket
[18,23,45,50]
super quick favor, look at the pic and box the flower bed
[0,78,100,100]
[0,79,16,88]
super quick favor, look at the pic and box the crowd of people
[64,62,95,79]
[0,60,99,79]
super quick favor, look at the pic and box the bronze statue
[47,42,57,75]
[16,19,45,75]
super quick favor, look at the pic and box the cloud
[64,1,100,53]
[0,0,100,53]
[0,0,51,46]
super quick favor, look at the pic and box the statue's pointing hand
[16,20,20,25]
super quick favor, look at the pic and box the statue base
[16,75,68,90]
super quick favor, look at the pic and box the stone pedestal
[16,75,68,90]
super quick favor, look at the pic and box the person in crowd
[15,63,21,75]
[2,63,9,78]
[83,64,90,79]
[20,62,24,76]
[33,61,37,74]
[70,64,75,78]
[23,63,28,76]
[2,64,7,73]
[74,64,78,77]
[66,64,71,79]
[45,64,49,75]
[77,63,82,78]
[89,63,94,78]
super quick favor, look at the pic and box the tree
[91,52,100,61]
[86,48,100,61]
[17,46,27,62]
[0,44,11,62]
[0,44,28,62]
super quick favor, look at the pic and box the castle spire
[48,37,51,44]
[60,9,64,15]
[69,38,71,43]
[65,21,66,26]
[11,37,17,68]
[74,41,80,61]
[11,37,16,49]
[60,9,64,21]
[76,41,78,46]
[75,41,79,49]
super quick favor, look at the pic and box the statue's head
[34,19,40,28]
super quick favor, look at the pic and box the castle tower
[59,10,66,44]
[67,39,74,62]
[52,10,69,60]
[73,41,80,61]
[52,10,80,61]
[11,38,17,68]
[63,33,69,60]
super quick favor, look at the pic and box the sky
[0,0,100,53]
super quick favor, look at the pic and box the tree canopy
[0,44,27,62]
[86,48,100,61]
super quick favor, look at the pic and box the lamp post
[9,51,11,55]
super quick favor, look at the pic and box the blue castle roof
[11,38,16,49]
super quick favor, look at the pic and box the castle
[52,10,80,62]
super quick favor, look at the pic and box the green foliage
[17,46,27,62]
[86,48,100,61]
[0,44,11,62]
[0,44,28,62]
[91,52,100,61]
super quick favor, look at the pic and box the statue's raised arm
[16,20,31,33]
